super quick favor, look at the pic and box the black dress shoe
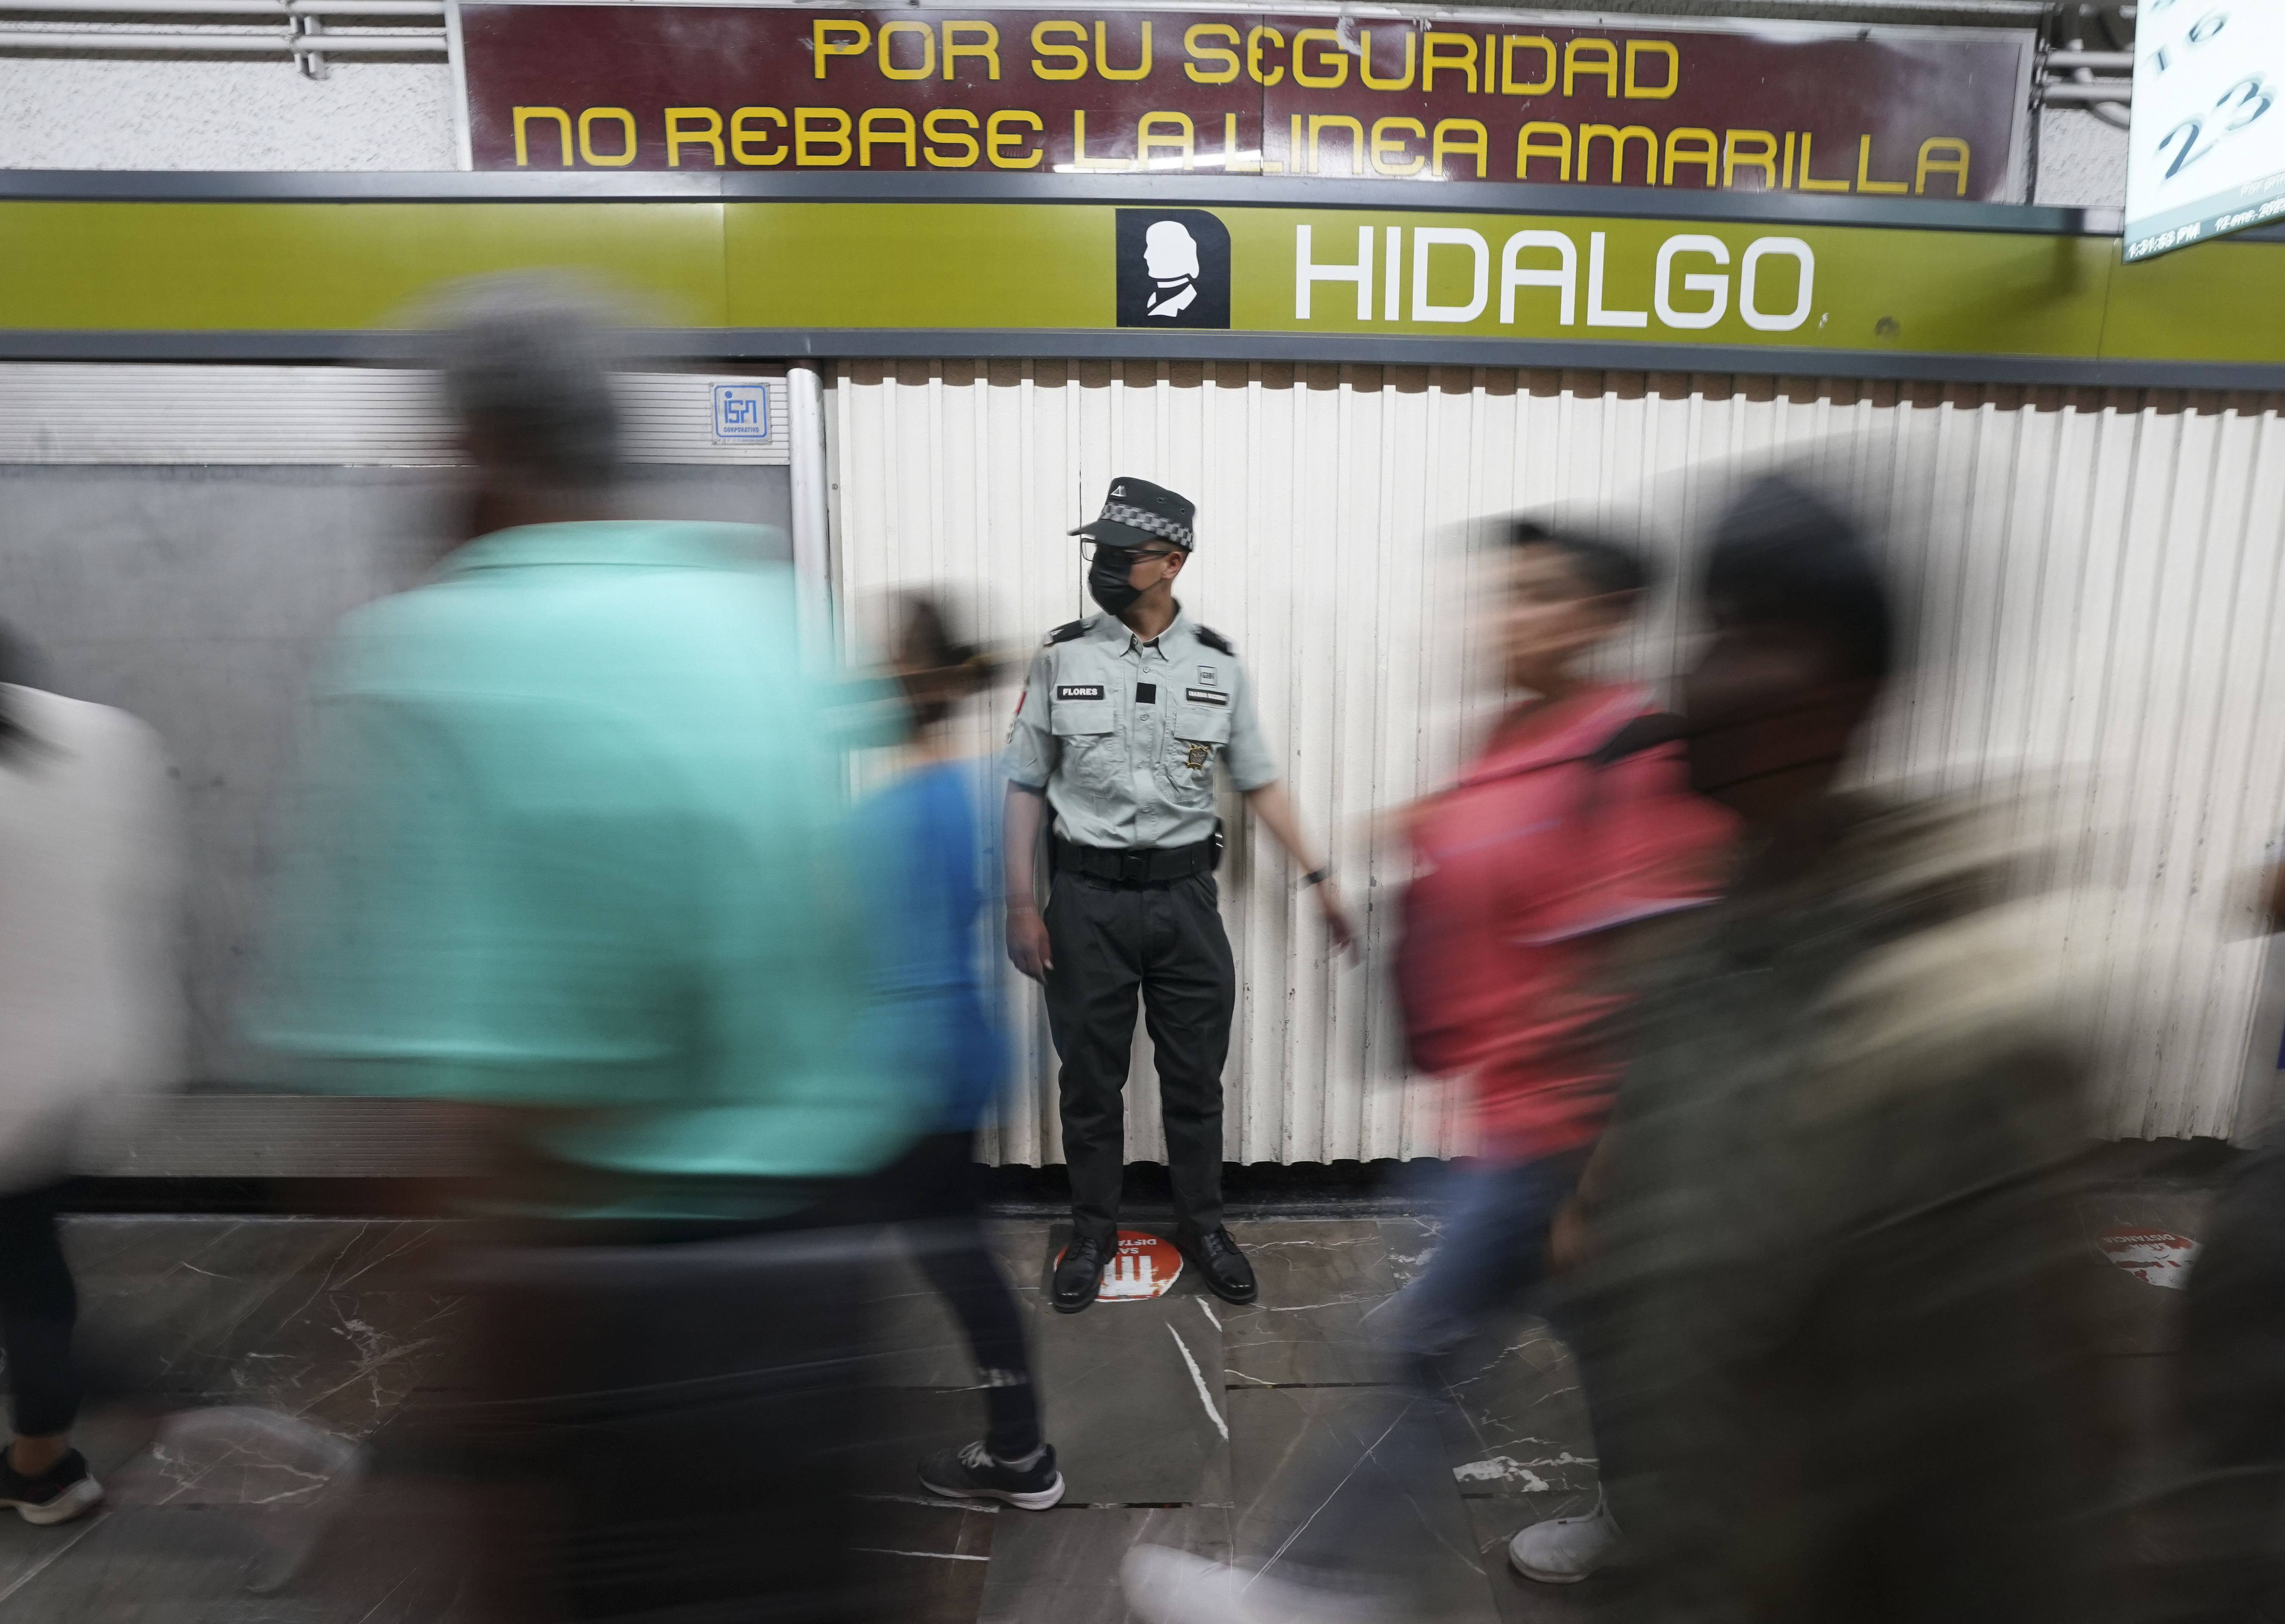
[1178,1227,1257,1304]
[1052,1237,1108,1313]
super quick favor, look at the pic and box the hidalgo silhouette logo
[1116,210,1231,329]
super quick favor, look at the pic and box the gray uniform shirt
[1003,608,1278,850]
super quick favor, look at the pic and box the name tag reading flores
[1056,684,1106,701]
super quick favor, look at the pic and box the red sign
[460,5,2032,201]
[1053,1229,1185,1300]
[2096,1226,2201,1289]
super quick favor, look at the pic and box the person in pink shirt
[1389,522,1736,1355]
[1123,522,1734,1624]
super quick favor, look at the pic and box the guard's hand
[1316,881,1359,959]
[1547,1197,1591,1275]
[1007,906,1054,981]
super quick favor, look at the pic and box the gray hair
[428,273,624,489]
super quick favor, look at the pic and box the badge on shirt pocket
[1056,684,1106,701]
[1167,702,1232,796]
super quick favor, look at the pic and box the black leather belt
[1054,836,1217,888]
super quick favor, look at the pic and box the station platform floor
[0,1171,2212,1623]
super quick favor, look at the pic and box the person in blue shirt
[860,590,1063,1511]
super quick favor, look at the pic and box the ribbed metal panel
[85,1096,485,1179]
[831,361,2285,1158]
[620,373,791,468]
[0,364,789,465]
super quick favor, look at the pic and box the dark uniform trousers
[1042,870,1237,1245]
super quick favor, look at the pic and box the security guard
[1003,477,1356,1313]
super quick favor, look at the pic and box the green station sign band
[1,186,2281,387]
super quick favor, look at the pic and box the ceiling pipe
[0,0,440,12]
[2046,37,2134,129]
[0,25,441,47]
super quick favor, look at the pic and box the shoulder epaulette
[1195,624,1236,655]
[1044,619,1089,646]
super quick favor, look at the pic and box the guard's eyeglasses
[1080,540,1179,565]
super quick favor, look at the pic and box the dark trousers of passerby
[2145,1136,2285,1623]
[1042,871,1235,1245]
[462,1220,885,1624]
[890,1132,1042,1461]
[1266,1152,1592,1592]
[0,1182,82,1441]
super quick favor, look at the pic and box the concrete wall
[0,59,456,171]
[0,462,792,1080]
[2035,108,2132,208]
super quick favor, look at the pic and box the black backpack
[1586,710,1687,769]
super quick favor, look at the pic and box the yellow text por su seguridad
[505,17,1972,194]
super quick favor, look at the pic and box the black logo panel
[1116,209,1231,329]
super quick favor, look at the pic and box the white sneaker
[1507,1496,1621,1584]
[1121,1545,1392,1624]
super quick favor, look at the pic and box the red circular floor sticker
[2098,1226,2201,1289]
[1056,1230,1184,1301]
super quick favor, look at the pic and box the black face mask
[1087,547,1144,616]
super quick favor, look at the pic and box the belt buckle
[1118,850,1152,886]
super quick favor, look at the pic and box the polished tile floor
[0,1188,2203,1623]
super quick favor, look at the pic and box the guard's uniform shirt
[1004,609,1276,850]
[1003,603,1267,1244]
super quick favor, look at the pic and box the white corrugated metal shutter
[832,360,2285,1160]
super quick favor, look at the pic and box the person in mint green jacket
[243,277,914,1622]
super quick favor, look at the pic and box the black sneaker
[918,1441,1066,1510]
[0,1448,102,1526]
[1052,1237,1108,1314]
[1178,1227,1258,1304]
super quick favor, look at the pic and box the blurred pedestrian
[1508,475,2115,1623]
[0,626,180,1526]
[244,279,912,1622]
[2138,864,2285,1624]
[1003,479,1355,1314]
[858,590,1064,1511]
[1389,522,1732,1360]
[1119,522,1731,1624]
